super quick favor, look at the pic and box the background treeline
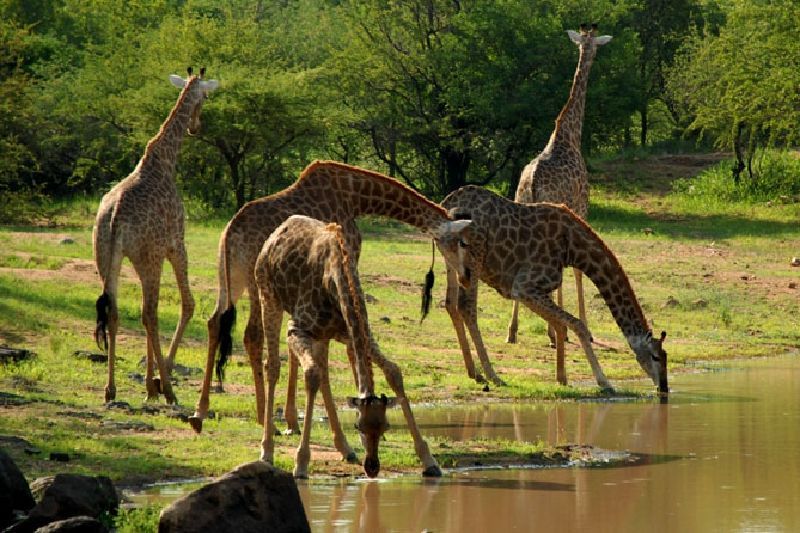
[1,0,798,218]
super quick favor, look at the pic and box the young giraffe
[93,68,219,404]
[190,161,467,432]
[508,24,612,377]
[441,186,669,394]
[257,215,470,478]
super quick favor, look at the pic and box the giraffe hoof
[282,428,297,436]
[600,386,615,395]
[104,387,116,403]
[505,334,517,344]
[473,374,487,384]
[188,416,203,434]
[422,465,442,478]
[345,451,359,464]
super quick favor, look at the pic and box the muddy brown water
[126,357,800,532]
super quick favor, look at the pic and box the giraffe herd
[91,26,669,479]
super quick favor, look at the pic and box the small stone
[663,296,679,308]
[643,228,653,235]
[789,282,797,289]
[59,238,75,245]
[379,317,391,324]
[364,293,377,304]
[791,257,800,267]
[692,299,708,309]
[49,452,70,462]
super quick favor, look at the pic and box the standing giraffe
[508,24,612,380]
[93,68,219,404]
[441,186,669,394]
[256,215,469,478]
[190,161,468,432]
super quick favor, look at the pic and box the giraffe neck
[329,224,376,396]
[137,79,200,179]
[566,214,650,339]
[293,161,450,233]
[550,45,595,150]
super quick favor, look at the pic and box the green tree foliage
[669,0,800,183]
[0,0,792,213]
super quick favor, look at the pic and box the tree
[668,0,800,179]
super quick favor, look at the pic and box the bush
[672,150,800,203]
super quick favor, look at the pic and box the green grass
[1,152,799,522]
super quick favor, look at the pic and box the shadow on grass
[590,203,799,240]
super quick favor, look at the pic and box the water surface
[298,358,800,532]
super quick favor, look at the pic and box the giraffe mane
[326,222,374,384]
[142,75,201,159]
[546,201,649,329]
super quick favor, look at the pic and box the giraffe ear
[567,30,582,44]
[201,79,220,92]
[169,75,186,89]
[595,35,613,46]
[432,219,472,239]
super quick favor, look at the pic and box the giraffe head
[630,330,669,393]
[169,66,219,135]
[433,218,485,290]
[567,23,612,55]
[348,394,397,478]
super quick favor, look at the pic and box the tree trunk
[639,104,649,147]
[442,147,469,196]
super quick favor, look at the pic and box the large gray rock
[33,516,107,533]
[0,448,35,530]
[158,462,310,533]
[6,474,117,533]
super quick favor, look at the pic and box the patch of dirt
[361,274,420,293]
[0,257,136,285]
[593,152,730,196]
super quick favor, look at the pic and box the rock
[58,238,75,245]
[791,257,800,267]
[364,293,377,304]
[72,351,107,363]
[0,448,36,530]
[8,474,118,533]
[642,227,653,235]
[662,296,679,308]
[691,299,708,309]
[790,282,797,289]
[158,461,310,533]
[33,516,107,532]
[0,347,35,364]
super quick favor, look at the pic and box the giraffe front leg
[444,266,484,383]
[522,293,612,392]
[288,333,321,479]
[317,341,357,463]
[259,299,283,465]
[459,282,505,387]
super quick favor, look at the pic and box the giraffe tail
[94,293,111,352]
[420,240,436,322]
[216,305,236,384]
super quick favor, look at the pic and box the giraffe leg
[104,295,120,403]
[243,287,266,425]
[521,293,612,392]
[190,305,221,433]
[259,298,283,465]
[370,342,440,477]
[444,266,484,383]
[283,349,300,435]
[288,332,322,479]
[144,335,159,401]
[139,270,177,404]
[574,268,587,325]
[459,282,505,386]
[165,246,195,373]
[506,300,520,344]
[317,341,357,463]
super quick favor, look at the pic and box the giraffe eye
[458,239,468,248]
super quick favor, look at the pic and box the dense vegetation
[2,0,798,220]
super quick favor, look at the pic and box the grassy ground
[1,153,798,495]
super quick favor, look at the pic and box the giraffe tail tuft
[420,267,435,322]
[94,293,111,352]
[216,305,237,384]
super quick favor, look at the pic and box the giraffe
[189,160,470,432]
[441,185,669,394]
[93,68,219,404]
[257,215,469,478]
[507,23,613,374]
